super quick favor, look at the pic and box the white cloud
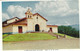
[4,0,78,19]
[33,0,78,17]
[2,13,10,19]
[2,1,78,25]
[61,9,78,16]
[7,5,32,18]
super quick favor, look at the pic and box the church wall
[47,26,58,33]
[27,18,34,32]
[12,25,28,34]
[34,15,47,32]
[52,27,58,33]
[27,15,47,32]
[12,19,28,34]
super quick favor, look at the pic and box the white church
[3,9,58,34]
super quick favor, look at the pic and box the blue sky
[2,0,79,25]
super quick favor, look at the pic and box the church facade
[3,9,58,34]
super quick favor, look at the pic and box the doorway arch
[35,24,40,31]
[50,27,52,32]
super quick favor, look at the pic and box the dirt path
[3,38,80,50]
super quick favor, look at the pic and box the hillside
[3,33,56,42]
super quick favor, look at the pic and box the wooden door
[18,26,22,33]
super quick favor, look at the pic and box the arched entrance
[50,27,52,32]
[35,24,40,31]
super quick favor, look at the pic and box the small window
[36,17,38,19]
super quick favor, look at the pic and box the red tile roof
[13,23,27,25]
[3,17,27,27]
[2,17,19,24]
[47,25,58,27]
[33,13,48,21]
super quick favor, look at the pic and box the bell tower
[25,8,33,18]
[25,8,34,32]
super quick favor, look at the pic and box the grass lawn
[3,33,56,42]
[3,34,8,38]
[54,33,74,38]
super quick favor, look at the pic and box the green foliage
[58,26,79,38]
[3,33,56,42]
[3,34,8,38]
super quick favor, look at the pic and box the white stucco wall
[27,15,47,32]
[52,27,58,33]
[12,25,27,34]
[47,26,58,33]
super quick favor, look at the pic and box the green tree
[58,26,79,38]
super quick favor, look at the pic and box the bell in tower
[25,8,33,18]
